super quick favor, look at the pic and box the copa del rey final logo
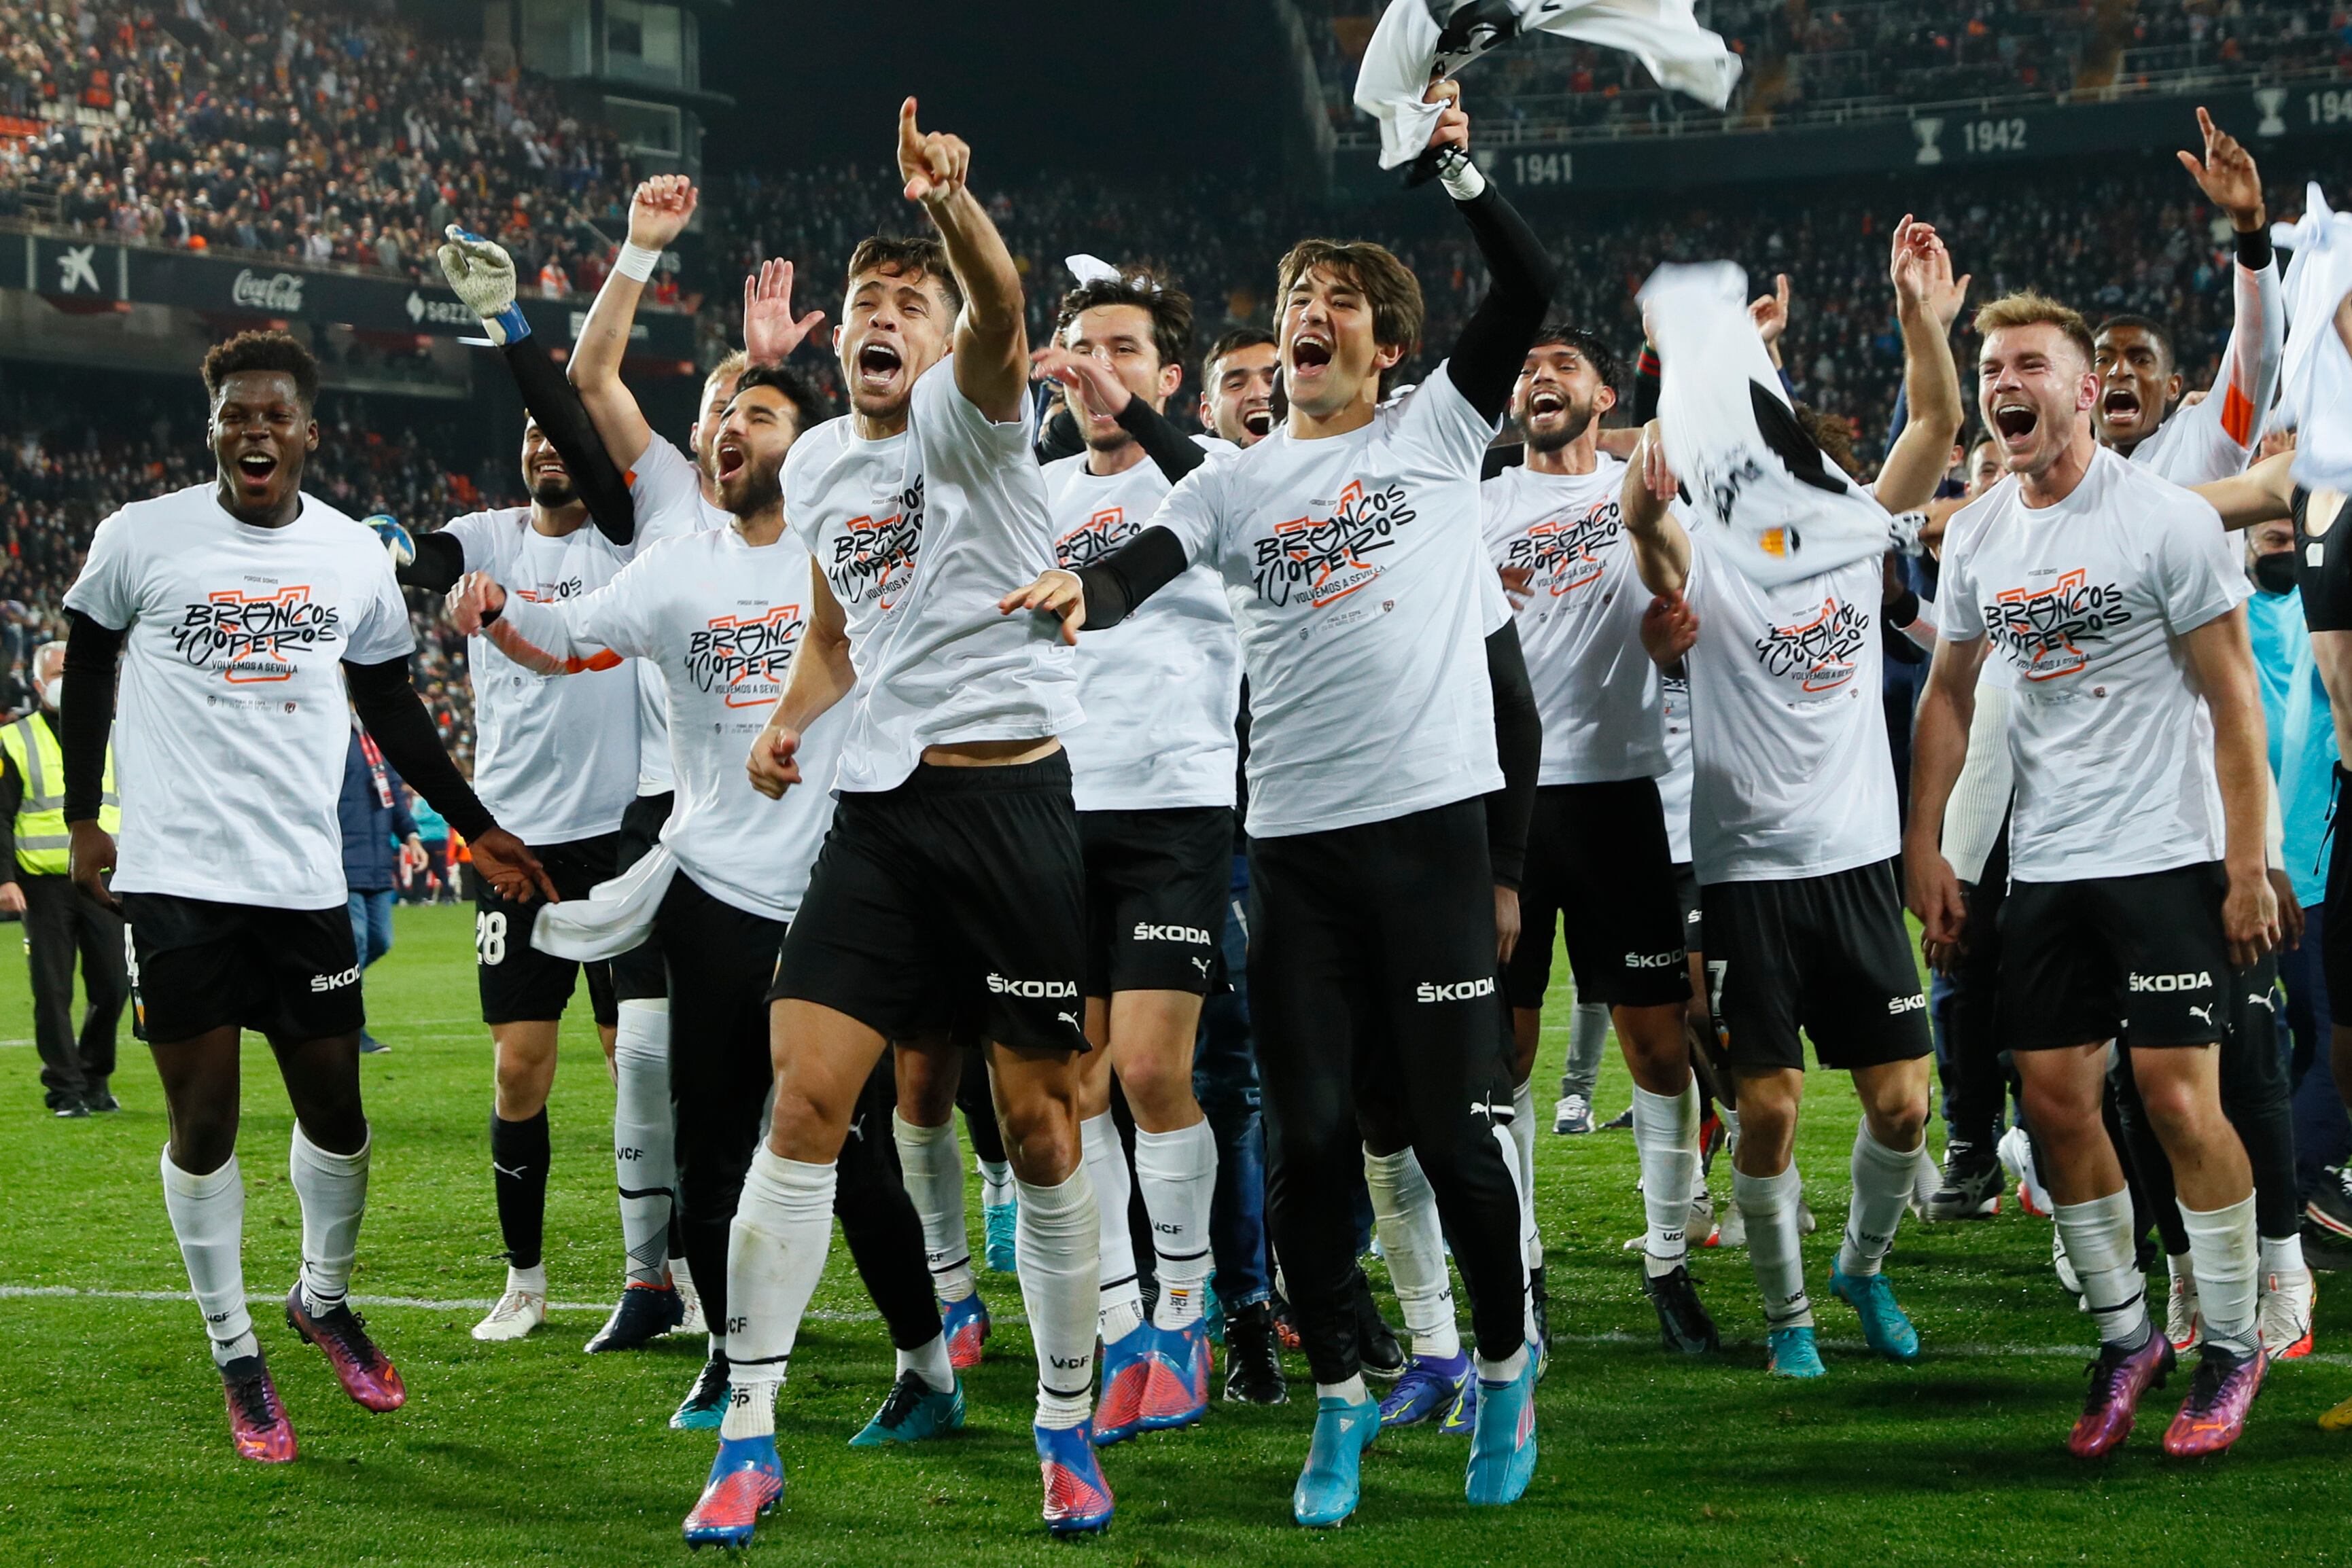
[231,269,305,313]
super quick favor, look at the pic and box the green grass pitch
[2,904,2348,1565]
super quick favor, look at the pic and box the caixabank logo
[171,586,340,682]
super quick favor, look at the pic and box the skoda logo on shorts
[1886,992,1927,1014]
[987,972,1077,999]
[2128,972,2213,993]
[1416,976,1498,1003]
[1623,950,1681,969]
[1132,923,1213,945]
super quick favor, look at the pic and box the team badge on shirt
[1983,569,2132,681]
[171,584,340,681]
[1751,594,1865,694]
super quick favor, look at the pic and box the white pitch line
[7,1285,2349,1368]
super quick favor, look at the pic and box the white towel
[2270,182,2352,493]
[1352,0,1742,170]
[529,842,679,961]
[1637,260,1901,588]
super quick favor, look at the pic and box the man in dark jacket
[341,718,425,1054]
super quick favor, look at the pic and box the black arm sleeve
[1069,525,1191,632]
[501,338,636,547]
[1484,622,1541,890]
[1446,184,1560,424]
[1113,397,1210,483]
[1630,343,1661,427]
[60,610,122,825]
[398,531,466,593]
[0,750,22,886]
[1035,406,1085,466]
[343,657,497,842]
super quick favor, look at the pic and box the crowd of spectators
[1302,1,2352,137]
[0,370,511,762]
[0,0,648,295]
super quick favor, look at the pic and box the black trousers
[1939,825,2012,1151]
[21,873,127,1104]
[1248,798,1524,1386]
[656,872,938,1353]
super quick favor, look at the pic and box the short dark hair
[1055,270,1193,373]
[1526,323,1619,393]
[1201,325,1276,381]
[1794,403,1859,478]
[2093,312,2175,371]
[726,362,829,434]
[203,329,318,406]
[1274,238,1424,355]
[845,235,963,317]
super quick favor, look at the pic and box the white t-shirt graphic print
[64,483,415,909]
[1481,456,1666,784]
[1939,446,2249,882]
[1681,523,1896,884]
[784,357,1080,796]
[1144,361,1503,838]
[1045,443,1240,813]
[440,507,639,844]
[494,526,840,922]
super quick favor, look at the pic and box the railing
[1329,60,2349,149]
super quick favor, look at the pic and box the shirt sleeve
[1403,362,1502,476]
[1935,502,1991,643]
[2155,494,2254,635]
[496,547,661,664]
[1138,449,1227,568]
[436,510,502,573]
[628,435,706,544]
[915,354,1034,461]
[343,535,419,665]
[60,508,139,630]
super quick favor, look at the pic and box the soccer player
[1003,84,1554,1525]
[396,416,643,1344]
[1198,327,1280,446]
[58,330,550,1462]
[449,358,962,1450]
[1909,292,2278,1458]
[1481,324,1715,1354]
[1029,269,1236,1442]
[1617,219,1963,1382]
[681,102,1108,1545]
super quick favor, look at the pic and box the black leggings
[2111,953,2300,1250]
[658,872,939,1353]
[1941,825,2012,1151]
[1248,798,1524,1386]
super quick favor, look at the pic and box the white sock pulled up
[611,999,675,1287]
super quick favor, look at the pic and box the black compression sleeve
[1036,406,1085,465]
[1630,343,1660,427]
[343,657,497,842]
[1447,185,1560,423]
[398,531,466,592]
[60,611,122,825]
[1484,622,1540,890]
[1070,525,1190,632]
[2236,225,2273,272]
[502,338,636,546]
[1113,398,1209,483]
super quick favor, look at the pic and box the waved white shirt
[1482,455,1666,783]
[493,522,840,923]
[440,507,639,844]
[1939,446,2249,882]
[784,356,1081,795]
[1046,440,1240,812]
[65,484,415,908]
[1144,361,1502,838]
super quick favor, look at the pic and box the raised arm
[2178,105,2281,448]
[568,176,699,471]
[897,100,1026,422]
[2181,605,2282,965]
[451,567,643,673]
[1425,87,1558,423]
[2193,449,2296,531]
[1901,630,1990,951]
[748,561,858,800]
[1620,421,1692,596]
[1873,217,1967,513]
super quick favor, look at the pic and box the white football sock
[1510,1076,1541,1266]
[978,1157,1014,1207]
[1363,1145,1459,1360]
[720,1148,837,1440]
[1135,1119,1217,1329]
[2179,1192,2260,1357]
[1632,1079,1700,1277]
[2260,1232,2306,1276]
[891,1112,975,1304]
[896,1332,955,1394]
[1560,1001,1609,1101]
[1734,1164,1811,1329]
[1475,1344,1528,1385]
[506,1261,548,1296]
[289,1124,368,1315]
[1079,1111,1144,1342]
[2053,1188,2149,1349]
[1316,1374,1369,1404]
[1834,1119,1919,1279]
[1015,1167,1100,1430]
[611,999,675,1287]
[160,1148,255,1364]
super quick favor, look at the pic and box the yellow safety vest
[0,714,117,876]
